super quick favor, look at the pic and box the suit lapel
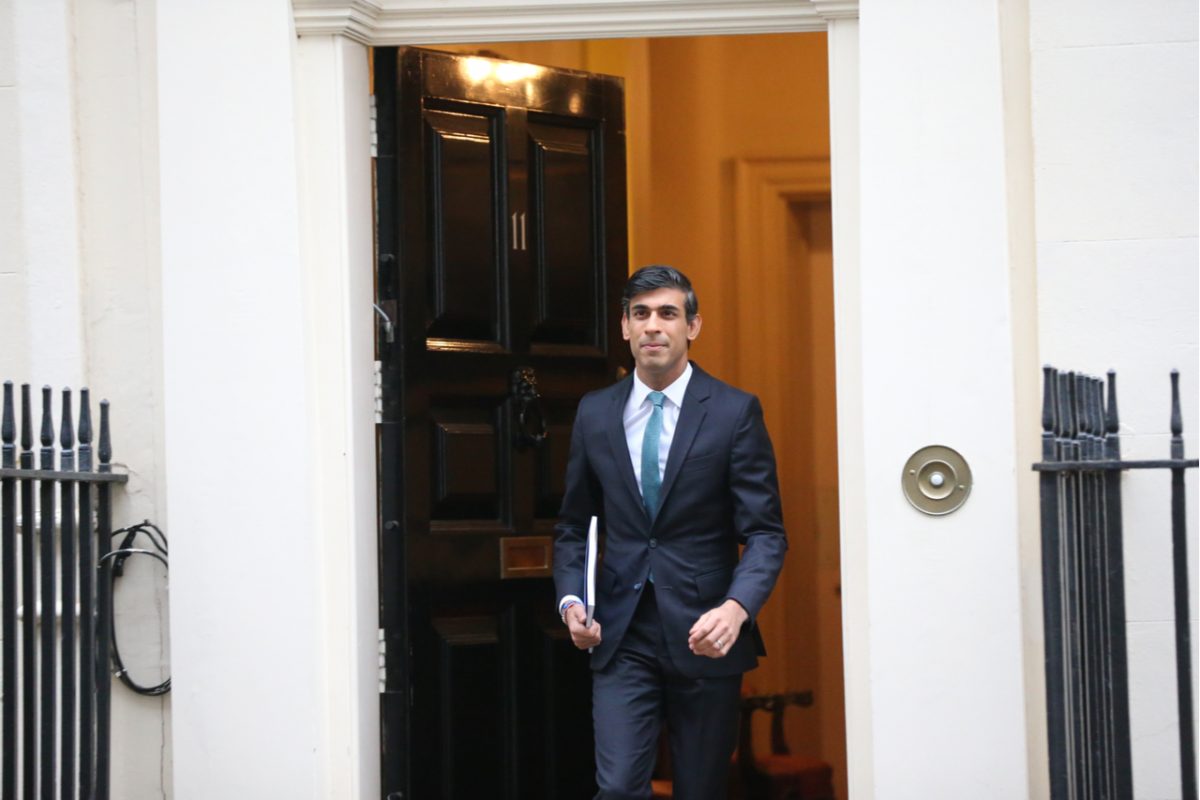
[605,376,647,519]
[655,365,711,519]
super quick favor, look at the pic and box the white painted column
[822,12,873,798]
[12,0,85,387]
[158,2,324,796]
[293,33,380,800]
[856,2,1032,796]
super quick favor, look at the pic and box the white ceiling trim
[292,0,857,45]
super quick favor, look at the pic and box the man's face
[621,287,702,385]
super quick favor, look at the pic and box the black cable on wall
[99,520,171,697]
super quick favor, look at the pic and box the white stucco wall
[6,0,85,388]
[0,0,171,797]
[0,0,27,382]
[1030,1,1199,798]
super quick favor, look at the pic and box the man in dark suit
[554,265,788,799]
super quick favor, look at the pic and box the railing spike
[99,399,112,473]
[1042,365,1056,433]
[1170,369,1182,437]
[60,387,75,453]
[2,381,13,468]
[1169,370,1184,463]
[1075,371,1084,441]
[1104,371,1121,461]
[1089,376,1099,438]
[40,385,54,469]
[1056,371,1070,439]
[1106,370,1120,435]
[40,385,54,446]
[1091,378,1104,440]
[1051,368,1061,436]
[1077,373,1092,437]
[79,388,93,472]
[1080,377,1092,438]
[20,383,32,453]
[1077,376,1089,438]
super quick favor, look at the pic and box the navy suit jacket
[553,363,787,678]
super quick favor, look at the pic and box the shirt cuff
[558,594,584,614]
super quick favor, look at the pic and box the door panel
[376,46,626,799]
[422,102,507,344]
[527,117,602,349]
[433,615,504,795]
[430,402,505,524]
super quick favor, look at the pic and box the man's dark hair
[621,265,699,322]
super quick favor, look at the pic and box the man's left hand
[688,599,749,658]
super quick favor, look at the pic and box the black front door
[374,47,629,799]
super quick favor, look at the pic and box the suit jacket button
[648,538,658,548]
[634,582,642,591]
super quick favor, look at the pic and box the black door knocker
[512,367,548,449]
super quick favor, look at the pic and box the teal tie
[641,391,666,519]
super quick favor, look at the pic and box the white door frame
[290,1,866,797]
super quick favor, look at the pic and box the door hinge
[369,94,378,158]
[374,360,383,424]
[378,627,387,693]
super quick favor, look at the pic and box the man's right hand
[564,603,602,650]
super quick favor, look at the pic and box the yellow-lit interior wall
[441,35,843,798]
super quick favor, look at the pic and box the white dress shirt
[559,363,693,616]
[624,363,693,496]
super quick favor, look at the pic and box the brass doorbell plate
[902,445,972,516]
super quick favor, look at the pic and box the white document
[584,516,598,629]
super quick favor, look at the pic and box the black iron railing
[1,382,126,800]
[1035,367,1198,800]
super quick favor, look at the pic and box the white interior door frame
[290,1,868,796]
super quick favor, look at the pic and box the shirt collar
[631,362,693,410]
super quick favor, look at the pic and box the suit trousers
[592,586,742,800]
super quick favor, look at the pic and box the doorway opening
[375,32,845,798]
